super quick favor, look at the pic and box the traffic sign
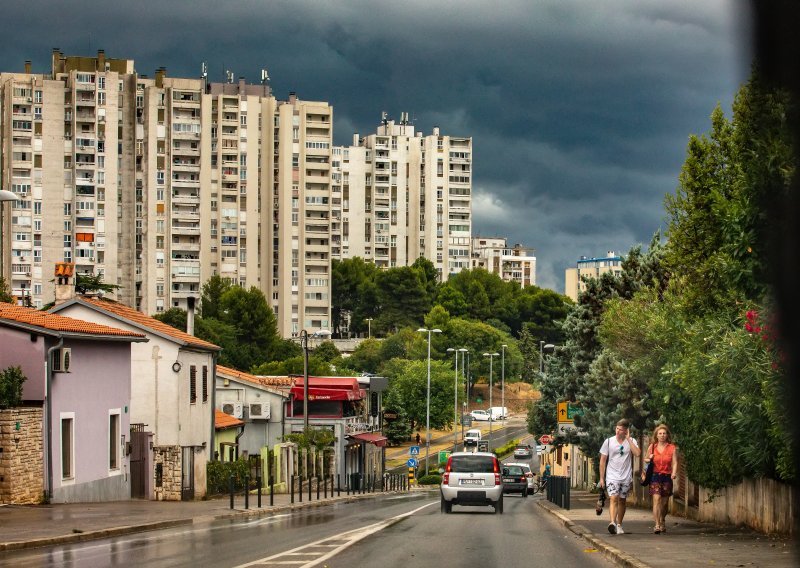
[558,401,584,423]
[409,445,420,456]
[539,434,553,445]
[557,423,577,434]
[407,458,418,468]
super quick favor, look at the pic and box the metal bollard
[299,474,303,503]
[244,475,250,509]
[229,474,235,510]
[290,475,295,504]
[337,474,341,496]
[308,475,312,501]
[269,476,274,506]
[317,476,320,500]
[257,475,262,508]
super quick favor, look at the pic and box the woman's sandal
[654,526,661,534]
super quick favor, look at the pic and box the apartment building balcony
[173,145,200,156]
[171,207,200,221]
[173,130,201,140]
[75,95,96,106]
[75,111,96,122]
[171,192,200,205]
[170,178,200,189]
[171,224,201,236]
[172,162,200,173]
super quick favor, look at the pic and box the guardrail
[546,475,571,509]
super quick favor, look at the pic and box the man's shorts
[606,480,632,499]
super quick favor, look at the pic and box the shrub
[206,458,251,495]
[416,473,442,485]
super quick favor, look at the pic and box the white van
[464,429,482,446]
[488,407,509,420]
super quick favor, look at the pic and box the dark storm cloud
[1,0,751,292]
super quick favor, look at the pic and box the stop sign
[539,434,553,445]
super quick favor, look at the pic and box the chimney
[53,262,76,306]
[155,67,166,88]
[432,126,440,136]
[186,296,196,336]
[24,60,31,74]
[97,50,105,71]
[353,133,359,146]
[288,91,297,104]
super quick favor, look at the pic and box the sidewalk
[0,488,389,553]
[537,490,797,568]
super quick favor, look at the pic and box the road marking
[233,502,435,568]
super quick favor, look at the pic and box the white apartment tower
[471,237,537,287]
[1,51,331,336]
[331,115,472,280]
[564,251,623,301]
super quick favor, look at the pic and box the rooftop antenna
[201,62,207,78]
[226,69,234,84]
[261,68,270,84]
[381,111,388,126]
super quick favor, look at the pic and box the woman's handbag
[640,446,654,486]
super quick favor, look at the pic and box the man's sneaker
[607,522,617,534]
[616,524,625,534]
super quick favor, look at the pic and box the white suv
[440,452,504,514]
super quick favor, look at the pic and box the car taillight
[493,457,501,485]
[443,472,450,485]
[446,456,453,473]
[494,473,501,485]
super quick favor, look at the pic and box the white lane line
[234,502,435,568]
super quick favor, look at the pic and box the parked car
[440,451,504,514]
[505,461,535,492]
[488,406,509,420]
[470,409,490,421]
[464,429,482,446]
[501,463,529,497]
[513,443,533,459]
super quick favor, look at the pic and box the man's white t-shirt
[600,436,639,483]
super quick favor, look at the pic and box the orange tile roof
[0,302,146,339]
[216,365,291,390]
[215,409,244,430]
[75,297,219,351]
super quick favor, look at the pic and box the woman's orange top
[651,443,675,474]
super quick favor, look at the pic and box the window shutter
[190,365,197,404]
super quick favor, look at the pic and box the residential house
[0,303,146,504]
[214,366,289,461]
[50,296,221,500]
[214,410,245,463]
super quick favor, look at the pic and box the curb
[536,500,652,568]
[0,491,399,553]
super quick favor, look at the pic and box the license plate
[502,478,516,483]
[461,479,483,485]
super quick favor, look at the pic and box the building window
[189,365,197,404]
[61,415,74,479]
[202,366,208,403]
[109,412,120,470]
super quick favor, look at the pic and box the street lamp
[539,341,555,374]
[417,327,441,475]
[447,348,459,451]
[365,318,373,339]
[501,344,507,421]
[483,352,499,439]
[300,329,332,432]
[0,189,16,281]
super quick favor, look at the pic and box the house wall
[216,429,239,462]
[153,445,182,501]
[50,339,132,503]
[215,381,286,457]
[0,407,44,504]
[0,327,47,401]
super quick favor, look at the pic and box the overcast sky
[1,0,752,292]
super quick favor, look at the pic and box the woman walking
[643,424,678,534]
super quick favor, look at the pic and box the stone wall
[0,407,44,504]
[153,445,182,501]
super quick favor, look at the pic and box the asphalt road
[1,491,611,568]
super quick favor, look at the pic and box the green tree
[152,307,187,332]
[382,358,455,432]
[0,277,13,303]
[75,273,120,295]
[199,275,231,319]
[345,338,383,374]
[375,267,431,331]
[332,258,379,337]
[312,340,340,363]
[0,366,27,409]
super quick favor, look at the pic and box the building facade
[471,236,536,287]
[564,250,623,301]
[331,116,472,281]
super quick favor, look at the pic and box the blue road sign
[409,445,420,456]
[407,458,418,468]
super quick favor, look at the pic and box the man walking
[599,419,641,534]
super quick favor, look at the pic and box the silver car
[440,451,504,514]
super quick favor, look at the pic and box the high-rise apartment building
[331,116,472,280]
[1,51,332,337]
[564,250,623,301]
[471,236,536,287]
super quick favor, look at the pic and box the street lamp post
[501,344,507,420]
[483,352,499,439]
[447,348,459,451]
[365,318,373,339]
[417,327,441,475]
[539,341,555,374]
[0,189,17,281]
[301,329,332,432]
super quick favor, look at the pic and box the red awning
[290,376,364,401]
[349,432,388,447]
[289,386,361,401]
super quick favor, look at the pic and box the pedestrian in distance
[599,418,641,535]
[415,432,421,446]
[644,423,678,534]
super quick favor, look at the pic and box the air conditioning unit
[221,402,243,419]
[248,403,270,420]
[52,348,72,372]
